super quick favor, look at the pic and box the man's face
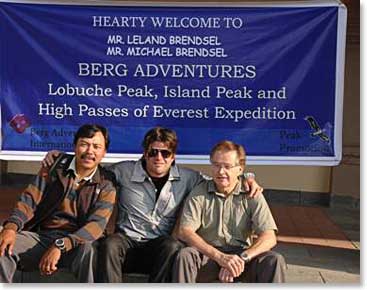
[74,131,106,174]
[211,150,243,193]
[144,141,175,178]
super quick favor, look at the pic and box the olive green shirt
[180,180,277,248]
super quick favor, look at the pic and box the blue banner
[0,1,346,165]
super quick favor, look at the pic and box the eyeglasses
[147,148,173,158]
[211,162,240,171]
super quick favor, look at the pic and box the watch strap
[55,238,66,253]
[240,252,251,263]
[243,172,255,180]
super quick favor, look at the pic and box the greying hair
[210,140,246,169]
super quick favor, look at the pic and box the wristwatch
[243,172,255,180]
[54,238,66,253]
[240,252,251,263]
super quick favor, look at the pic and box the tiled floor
[271,205,356,250]
[272,204,359,283]
[269,204,359,283]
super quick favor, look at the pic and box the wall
[330,0,360,202]
[1,0,360,204]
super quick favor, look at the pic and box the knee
[99,233,127,257]
[176,247,200,263]
[265,252,286,268]
[72,242,95,263]
[77,242,94,254]
[161,236,184,254]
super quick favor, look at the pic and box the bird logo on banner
[304,116,330,143]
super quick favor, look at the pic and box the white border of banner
[0,0,347,166]
[0,151,344,166]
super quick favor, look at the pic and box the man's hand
[39,246,61,276]
[0,229,16,256]
[41,150,61,168]
[219,267,235,283]
[217,253,244,278]
[243,177,263,198]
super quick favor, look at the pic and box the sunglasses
[147,148,173,158]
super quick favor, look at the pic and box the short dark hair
[210,140,246,169]
[73,124,110,150]
[142,127,178,154]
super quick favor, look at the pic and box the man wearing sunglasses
[172,140,286,283]
[43,126,262,282]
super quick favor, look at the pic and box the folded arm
[178,226,244,278]
[219,230,277,282]
[242,230,277,260]
[63,185,116,251]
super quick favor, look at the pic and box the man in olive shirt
[173,140,286,283]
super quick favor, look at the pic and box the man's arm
[219,230,277,282]
[219,267,234,283]
[177,226,244,278]
[38,182,116,275]
[243,192,278,260]
[38,244,62,276]
[41,150,62,168]
[0,228,16,257]
[2,165,53,233]
[0,163,55,257]
[241,230,277,261]
[60,184,116,252]
[242,173,263,198]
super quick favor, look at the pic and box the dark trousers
[97,232,184,283]
[172,246,286,283]
[0,228,97,283]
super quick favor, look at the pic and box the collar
[67,157,98,183]
[131,158,180,182]
[208,180,245,198]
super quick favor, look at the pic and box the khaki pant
[172,246,286,283]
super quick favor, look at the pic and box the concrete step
[13,270,149,283]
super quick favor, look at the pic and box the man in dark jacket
[0,124,116,283]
